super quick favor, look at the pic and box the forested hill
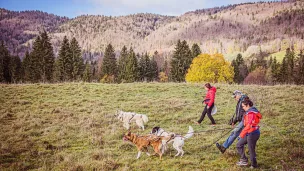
[1,1,304,60]
[0,8,69,57]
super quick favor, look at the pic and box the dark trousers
[236,132,260,167]
[198,104,216,124]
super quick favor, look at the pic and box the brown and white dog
[123,131,173,160]
[151,126,193,157]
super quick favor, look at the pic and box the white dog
[116,110,149,130]
[151,126,193,157]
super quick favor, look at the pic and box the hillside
[53,1,304,60]
[0,8,69,57]
[1,1,304,61]
[0,83,303,170]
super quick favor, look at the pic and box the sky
[0,0,278,18]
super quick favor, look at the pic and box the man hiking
[216,90,248,153]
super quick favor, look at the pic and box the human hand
[207,106,210,109]
[231,123,235,128]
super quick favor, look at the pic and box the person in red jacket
[196,83,216,125]
[236,98,262,169]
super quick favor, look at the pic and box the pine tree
[191,43,201,58]
[232,54,248,83]
[58,36,72,81]
[269,57,279,84]
[139,52,151,81]
[150,54,158,81]
[118,45,128,82]
[0,41,11,83]
[70,37,83,81]
[125,47,139,82]
[29,36,42,82]
[83,61,92,82]
[9,55,22,83]
[170,40,192,82]
[0,41,6,82]
[101,43,117,79]
[295,50,304,84]
[40,30,55,82]
[231,59,239,83]
[285,48,295,83]
[22,51,31,82]
[279,57,288,84]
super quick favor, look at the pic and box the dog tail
[142,115,149,123]
[183,126,194,139]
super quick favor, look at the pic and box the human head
[204,83,212,90]
[241,98,253,111]
[232,90,243,100]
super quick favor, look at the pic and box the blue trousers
[222,121,244,149]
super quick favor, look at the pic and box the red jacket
[240,107,262,138]
[204,86,216,107]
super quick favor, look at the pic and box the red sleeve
[240,112,254,138]
[208,90,215,107]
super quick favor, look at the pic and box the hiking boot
[236,160,248,166]
[250,165,258,169]
[216,143,226,154]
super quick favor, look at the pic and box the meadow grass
[0,83,303,170]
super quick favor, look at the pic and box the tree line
[231,48,304,85]
[1,31,304,84]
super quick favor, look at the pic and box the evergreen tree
[191,43,201,58]
[295,50,304,84]
[70,37,83,81]
[267,56,273,68]
[9,55,22,83]
[270,57,280,84]
[279,57,288,84]
[285,48,295,83]
[170,40,192,82]
[58,36,72,81]
[249,60,255,72]
[125,47,139,82]
[118,45,128,82]
[232,54,248,83]
[150,52,159,81]
[29,36,42,82]
[40,30,55,82]
[0,41,11,83]
[22,50,31,82]
[101,43,117,79]
[139,52,151,81]
[0,41,7,82]
[83,61,92,82]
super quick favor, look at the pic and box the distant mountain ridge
[1,0,304,61]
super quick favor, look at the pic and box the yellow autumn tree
[185,53,234,83]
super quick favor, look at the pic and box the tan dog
[123,131,173,160]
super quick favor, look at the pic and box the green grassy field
[0,83,303,170]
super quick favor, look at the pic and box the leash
[177,127,232,136]
[201,128,234,149]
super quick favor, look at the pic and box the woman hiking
[236,98,262,169]
[196,83,216,125]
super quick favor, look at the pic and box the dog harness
[128,114,136,123]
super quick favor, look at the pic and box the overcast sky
[0,0,278,18]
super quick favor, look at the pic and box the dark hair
[242,98,253,107]
[205,83,212,89]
